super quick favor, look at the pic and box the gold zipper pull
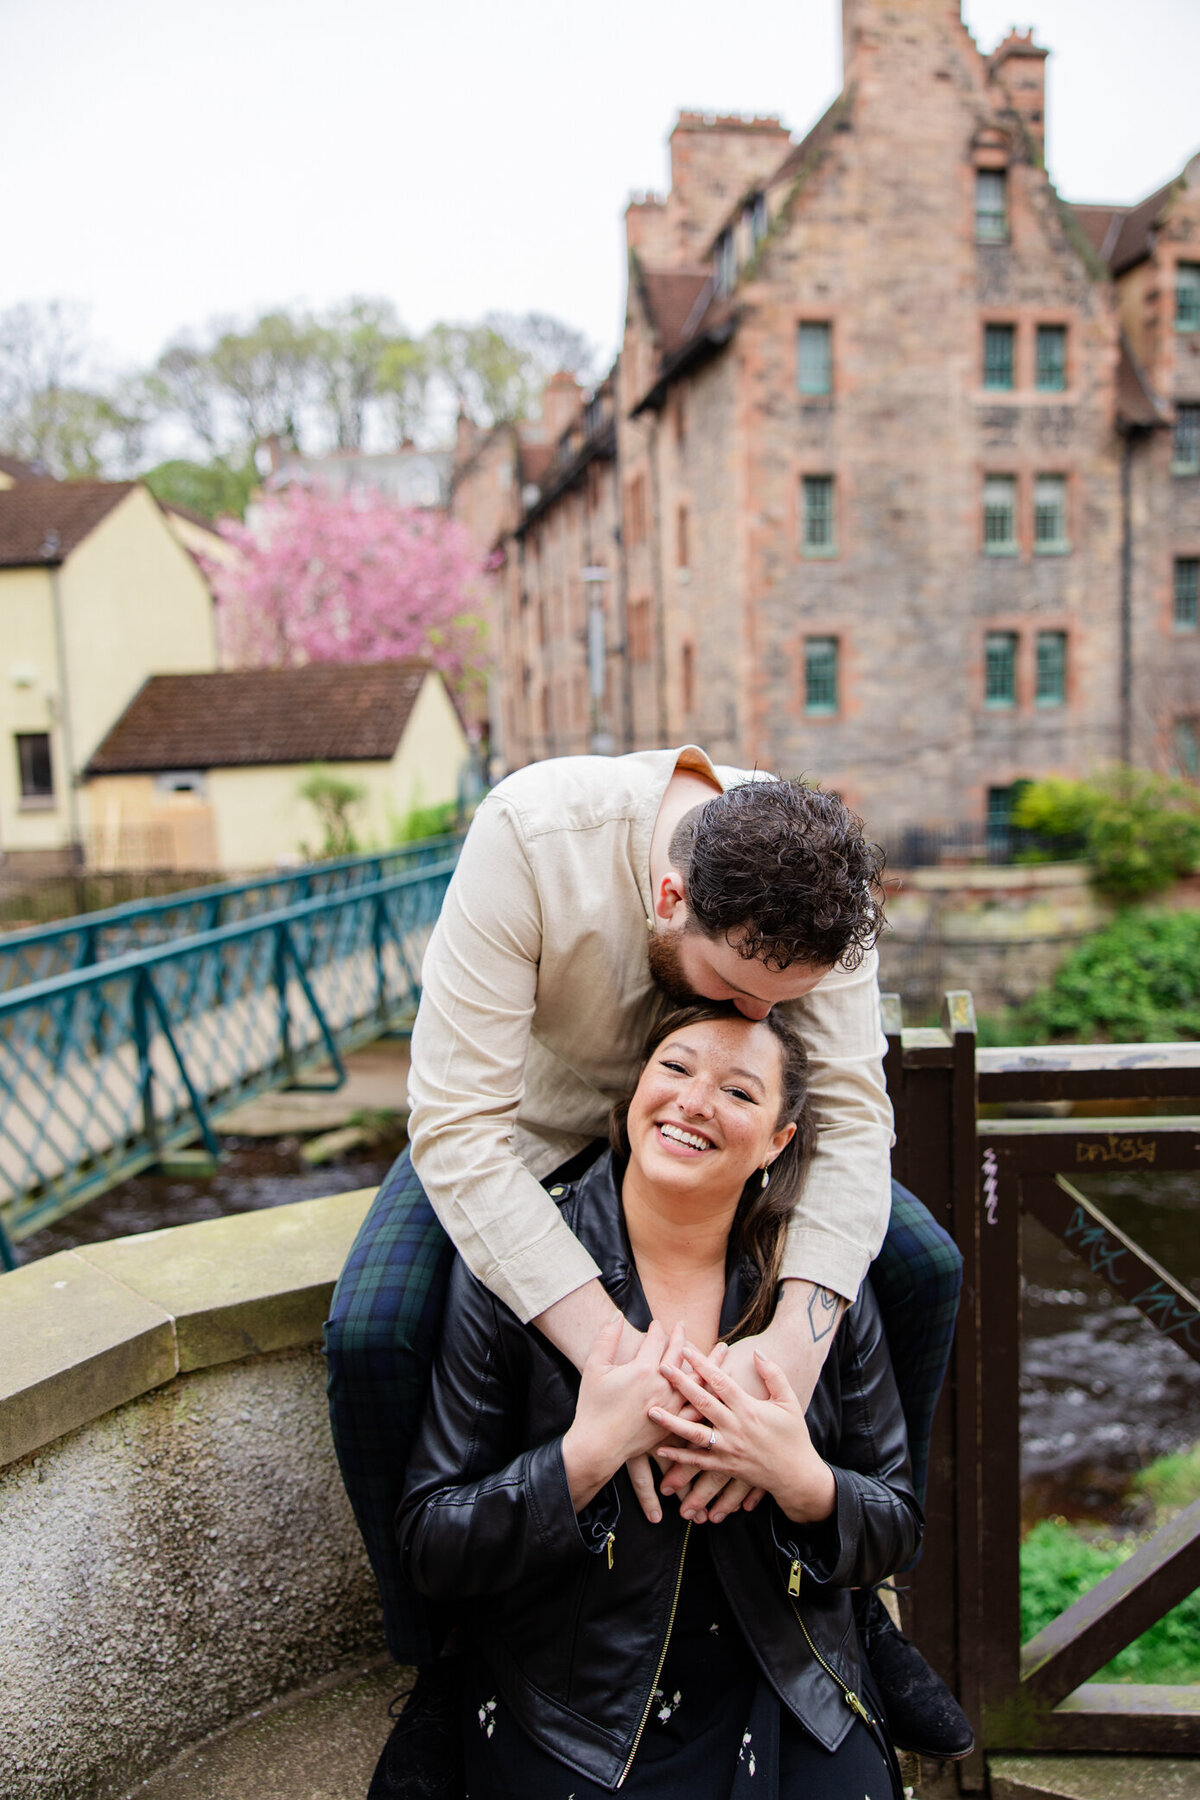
[787,1559,802,1596]
[845,1690,874,1725]
[606,1531,615,1571]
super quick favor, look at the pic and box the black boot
[854,1589,974,1761]
[367,1655,465,1799]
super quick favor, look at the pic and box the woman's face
[625,1015,796,1201]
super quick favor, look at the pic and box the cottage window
[975,169,1008,243]
[1175,719,1199,780]
[16,732,53,802]
[1172,405,1200,474]
[801,475,836,553]
[1035,631,1067,706]
[1175,558,1199,631]
[804,637,839,715]
[982,476,1017,552]
[985,632,1018,707]
[676,504,689,570]
[1033,475,1068,552]
[1036,325,1067,391]
[986,783,1018,852]
[1176,264,1200,333]
[983,324,1015,390]
[715,231,737,296]
[797,323,833,396]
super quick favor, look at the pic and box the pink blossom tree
[206,485,488,705]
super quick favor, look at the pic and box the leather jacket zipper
[617,1521,691,1787]
[786,1559,874,1726]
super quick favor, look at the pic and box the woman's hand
[562,1319,684,1513]
[650,1342,837,1525]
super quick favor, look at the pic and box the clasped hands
[561,1317,836,1528]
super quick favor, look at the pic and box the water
[18,1142,1200,1530]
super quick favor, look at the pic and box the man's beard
[646,928,698,1003]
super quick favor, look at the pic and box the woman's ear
[768,1120,798,1162]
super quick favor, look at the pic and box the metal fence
[0,839,461,994]
[0,854,459,1263]
[886,993,1200,1785]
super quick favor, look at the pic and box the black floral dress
[460,1524,895,1800]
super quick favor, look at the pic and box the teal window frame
[802,474,836,555]
[1175,719,1199,780]
[1175,558,1199,632]
[1173,405,1200,474]
[985,631,1018,708]
[1176,264,1200,333]
[797,322,833,396]
[1033,475,1069,554]
[983,323,1015,389]
[1035,630,1067,706]
[983,475,1017,554]
[804,636,839,716]
[1035,324,1067,391]
[976,169,1008,243]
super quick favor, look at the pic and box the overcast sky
[2,0,1197,383]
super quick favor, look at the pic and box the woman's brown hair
[609,1002,816,1339]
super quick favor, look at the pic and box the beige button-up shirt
[408,747,894,1323]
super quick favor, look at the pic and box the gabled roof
[1069,204,1127,265]
[640,271,713,356]
[1109,176,1179,275]
[0,452,55,483]
[87,661,436,774]
[0,481,135,567]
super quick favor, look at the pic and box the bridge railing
[0,838,463,993]
[885,993,1200,1788]
[0,856,458,1260]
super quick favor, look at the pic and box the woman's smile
[655,1121,716,1154]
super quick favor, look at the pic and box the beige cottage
[84,661,470,872]
[0,472,218,864]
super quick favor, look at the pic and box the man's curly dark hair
[668,778,885,972]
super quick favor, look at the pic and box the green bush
[298,766,367,858]
[1013,768,1200,902]
[389,799,461,844]
[1019,908,1200,1042]
[1021,1518,1200,1684]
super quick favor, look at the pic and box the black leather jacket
[397,1152,921,1791]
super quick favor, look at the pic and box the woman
[396,1005,920,1799]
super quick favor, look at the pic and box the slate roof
[1109,177,1179,275]
[86,661,434,774]
[640,271,713,355]
[0,481,135,567]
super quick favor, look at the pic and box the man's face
[647,920,832,1020]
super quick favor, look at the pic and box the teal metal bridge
[0,843,461,1269]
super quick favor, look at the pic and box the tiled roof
[1069,204,1127,264]
[640,271,713,355]
[0,481,134,567]
[86,661,433,773]
[0,452,55,482]
[1108,176,1179,275]
[1116,335,1170,429]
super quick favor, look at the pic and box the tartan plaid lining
[325,1157,961,1661]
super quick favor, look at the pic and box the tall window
[1036,324,1067,391]
[986,784,1018,853]
[628,599,652,663]
[983,324,1015,389]
[1173,405,1200,474]
[715,230,737,296]
[1035,631,1067,705]
[626,474,647,544]
[16,732,53,801]
[1175,719,1199,780]
[747,192,768,253]
[681,642,695,715]
[1034,475,1069,552]
[975,169,1008,243]
[804,637,839,715]
[1175,557,1199,631]
[985,632,1018,707]
[801,475,836,553]
[676,504,689,570]
[983,476,1017,552]
[797,322,833,396]
[1176,264,1200,333]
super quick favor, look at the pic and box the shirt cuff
[485,1226,604,1324]
[779,1224,876,1306]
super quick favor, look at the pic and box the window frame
[15,731,55,806]
[984,631,1018,708]
[797,321,833,397]
[803,635,840,717]
[1034,630,1067,707]
[983,322,1016,390]
[1172,404,1200,475]
[982,474,1018,555]
[975,168,1009,244]
[1174,557,1199,633]
[1176,263,1200,334]
[800,474,837,557]
[1035,324,1068,392]
[1174,718,1199,780]
[1033,474,1070,555]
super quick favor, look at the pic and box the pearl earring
[760,1166,771,1190]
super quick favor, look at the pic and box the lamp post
[582,565,613,755]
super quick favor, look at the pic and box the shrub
[1013,768,1200,902]
[298,766,367,858]
[1020,908,1200,1042]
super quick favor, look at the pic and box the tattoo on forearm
[807,1285,841,1343]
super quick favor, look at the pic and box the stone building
[453,0,1200,837]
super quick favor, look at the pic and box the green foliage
[1013,768,1200,901]
[1130,1443,1200,1519]
[298,766,367,859]
[389,799,460,844]
[1020,908,1200,1042]
[1021,1517,1200,1684]
[141,456,256,521]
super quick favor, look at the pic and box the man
[326,749,970,1792]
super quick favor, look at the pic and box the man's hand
[651,1343,837,1524]
[656,1279,846,1522]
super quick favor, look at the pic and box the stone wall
[0,1190,385,1800]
